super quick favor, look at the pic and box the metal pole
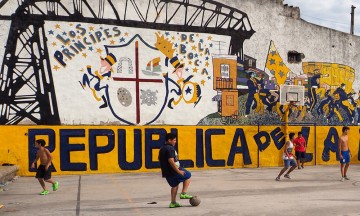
[285,109,289,139]
[257,122,260,168]
[284,104,290,140]
[350,5,356,35]
[314,123,317,166]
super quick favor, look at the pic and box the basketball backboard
[279,84,305,106]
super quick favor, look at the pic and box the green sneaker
[169,202,182,208]
[53,181,59,191]
[180,193,192,199]
[40,190,49,195]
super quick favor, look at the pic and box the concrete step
[0,165,18,185]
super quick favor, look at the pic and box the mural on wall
[0,125,359,175]
[0,1,359,176]
[0,0,358,126]
[200,41,358,126]
[48,23,227,125]
[0,0,253,126]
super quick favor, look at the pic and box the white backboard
[279,84,305,106]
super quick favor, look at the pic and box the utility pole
[350,5,356,35]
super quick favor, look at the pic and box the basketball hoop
[289,100,299,107]
[279,84,305,106]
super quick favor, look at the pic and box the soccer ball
[189,196,201,206]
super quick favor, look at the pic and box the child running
[276,132,297,181]
[31,139,59,195]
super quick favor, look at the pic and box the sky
[283,0,360,35]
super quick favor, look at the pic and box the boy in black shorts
[31,139,59,195]
[158,133,192,208]
[294,132,306,169]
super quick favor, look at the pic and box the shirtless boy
[31,139,59,195]
[338,126,351,182]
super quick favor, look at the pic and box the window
[220,64,230,78]
[287,51,304,63]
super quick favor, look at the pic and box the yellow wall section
[302,62,355,93]
[0,126,358,176]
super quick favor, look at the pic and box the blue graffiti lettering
[60,129,87,171]
[89,129,115,170]
[322,127,339,161]
[205,129,225,167]
[196,129,204,167]
[270,127,285,150]
[227,128,252,166]
[145,128,167,169]
[118,129,142,170]
[254,131,271,152]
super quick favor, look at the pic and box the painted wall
[0,0,359,175]
[0,0,359,126]
[48,24,222,125]
[0,125,359,176]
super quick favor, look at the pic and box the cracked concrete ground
[0,165,359,216]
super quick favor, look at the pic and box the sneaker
[284,174,291,179]
[40,190,49,195]
[169,202,182,208]
[180,193,192,199]
[53,181,59,191]
[275,177,281,181]
[344,176,350,180]
[298,167,301,169]
[341,177,345,182]
[301,165,304,168]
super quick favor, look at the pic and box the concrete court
[0,165,360,216]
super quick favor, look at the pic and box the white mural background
[45,21,230,125]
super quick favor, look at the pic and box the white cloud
[284,0,360,35]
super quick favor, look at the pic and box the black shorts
[35,164,52,180]
[295,151,306,160]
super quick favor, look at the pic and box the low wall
[0,125,358,176]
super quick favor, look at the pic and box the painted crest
[104,35,169,125]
